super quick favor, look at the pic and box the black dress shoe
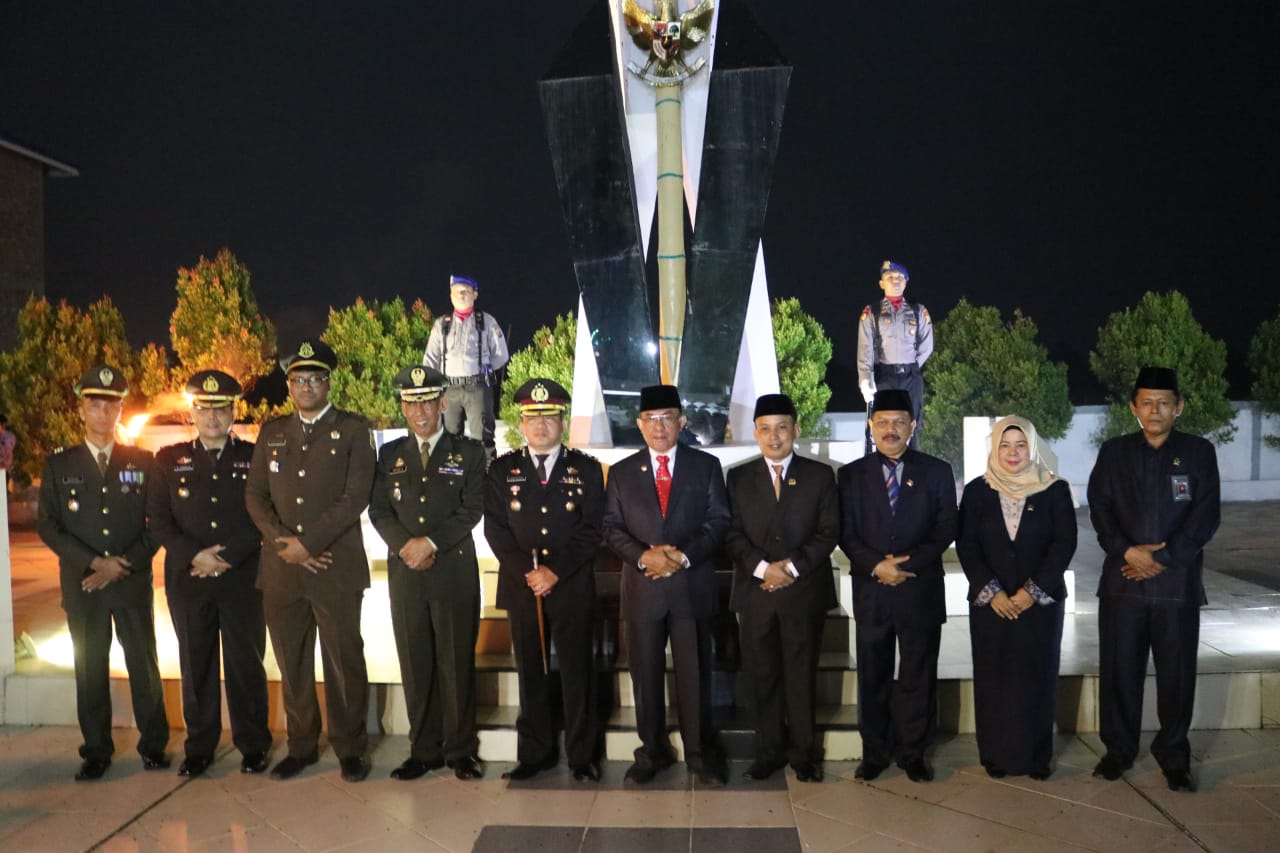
[1092,754,1128,781]
[1029,768,1051,781]
[390,757,444,780]
[624,762,659,785]
[692,764,727,787]
[270,752,319,780]
[1165,769,1196,792]
[502,755,558,780]
[241,751,271,774]
[75,758,111,781]
[340,756,371,782]
[571,761,601,782]
[985,765,1007,779]
[901,757,934,782]
[743,760,785,781]
[178,756,212,777]
[791,761,824,783]
[141,751,172,771]
[447,754,486,780]
[854,759,888,781]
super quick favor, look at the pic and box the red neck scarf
[453,307,475,321]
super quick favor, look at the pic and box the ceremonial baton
[532,548,548,675]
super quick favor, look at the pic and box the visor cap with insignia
[639,384,682,413]
[449,274,478,292]
[280,339,337,373]
[185,369,242,408]
[393,365,446,402]
[513,378,570,416]
[880,260,909,280]
[75,364,129,399]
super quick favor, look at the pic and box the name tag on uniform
[268,436,287,447]
[61,475,85,485]
[1171,474,1191,502]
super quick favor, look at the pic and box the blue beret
[449,274,478,291]
[880,260,909,280]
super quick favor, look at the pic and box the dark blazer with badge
[245,407,376,597]
[726,454,839,616]
[148,435,260,595]
[837,449,957,629]
[603,444,731,622]
[369,429,487,599]
[485,446,605,616]
[38,443,157,610]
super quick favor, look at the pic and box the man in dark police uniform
[245,340,376,783]
[1088,366,1221,792]
[484,378,604,782]
[726,393,838,783]
[147,370,271,777]
[369,365,488,781]
[838,388,956,784]
[37,365,170,780]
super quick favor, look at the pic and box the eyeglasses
[522,414,562,425]
[288,374,329,387]
[640,413,680,425]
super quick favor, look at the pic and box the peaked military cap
[513,378,570,415]
[449,274,478,291]
[393,365,445,402]
[1133,366,1179,395]
[75,364,129,398]
[185,369,241,408]
[870,388,914,414]
[639,384,682,412]
[280,339,337,373]
[753,393,797,420]
[880,260,910,280]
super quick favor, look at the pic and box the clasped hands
[83,555,132,592]
[990,588,1035,620]
[872,554,916,586]
[526,565,560,597]
[190,544,231,578]
[641,545,687,580]
[759,560,796,593]
[1121,542,1167,581]
[275,535,335,573]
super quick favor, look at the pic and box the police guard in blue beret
[483,378,605,782]
[369,365,488,781]
[245,340,376,782]
[857,260,933,453]
[147,370,272,777]
[37,365,170,780]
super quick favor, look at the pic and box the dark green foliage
[499,313,576,448]
[1248,307,1280,448]
[771,297,833,439]
[321,297,435,429]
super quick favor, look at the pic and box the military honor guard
[36,365,170,780]
[1087,367,1221,791]
[245,340,376,782]
[602,384,732,786]
[837,389,956,783]
[147,370,271,777]
[369,365,488,781]
[726,393,839,783]
[857,260,933,452]
[483,379,604,782]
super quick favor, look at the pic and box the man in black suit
[484,378,604,782]
[838,389,956,783]
[602,384,732,786]
[369,365,488,781]
[726,393,838,783]
[147,370,271,777]
[37,365,170,780]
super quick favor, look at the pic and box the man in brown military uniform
[245,340,376,782]
[37,365,170,780]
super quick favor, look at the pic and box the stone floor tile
[692,789,795,827]
[487,789,598,827]
[587,789,694,827]
[793,808,877,852]
[471,824,585,853]
[1036,802,1179,850]
[690,825,803,852]
[579,826,690,852]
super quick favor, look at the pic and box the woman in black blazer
[957,416,1077,779]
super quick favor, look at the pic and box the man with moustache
[147,370,271,777]
[1088,366,1221,792]
[726,393,838,783]
[245,340,376,783]
[603,384,732,786]
[369,365,488,781]
[838,389,956,783]
[37,365,169,780]
[857,260,933,452]
[484,378,604,782]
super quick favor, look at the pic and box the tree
[499,313,577,448]
[920,299,1072,474]
[0,296,144,484]
[169,248,276,389]
[1249,306,1280,448]
[321,296,435,428]
[771,297,833,438]
[1090,290,1235,444]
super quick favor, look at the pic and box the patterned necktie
[885,462,900,514]
[536,453,549,485]
[97,451,109,478]
[772,464,783,500]
[655,454,672,518]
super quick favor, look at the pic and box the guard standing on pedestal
[857,260,933,452]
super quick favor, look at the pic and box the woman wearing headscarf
[957,416,1076,779]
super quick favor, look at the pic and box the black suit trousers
[509,599,598,766]
[855,620,941,765]
[627,614,716,768]
[740,604,825,765]
[168,587,271,759]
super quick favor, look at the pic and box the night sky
[2,1,1276,410]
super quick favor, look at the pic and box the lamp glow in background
[645,341,658,357]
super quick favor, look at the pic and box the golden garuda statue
[622,0,714,86]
